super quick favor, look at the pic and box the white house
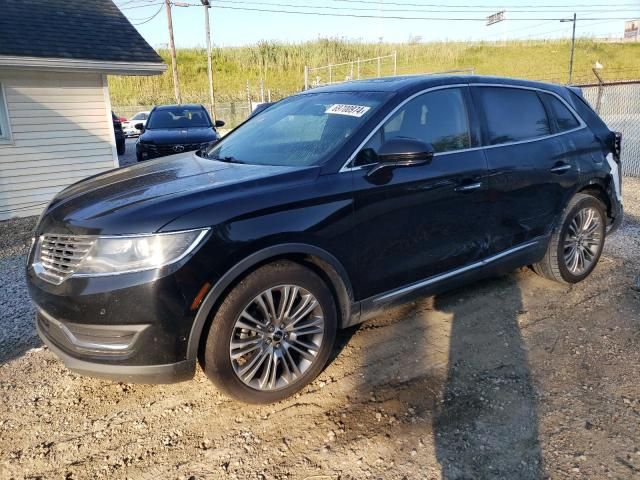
[0,0,166,220]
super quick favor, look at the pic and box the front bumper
[37,316,194,383]
[26,238,218,383]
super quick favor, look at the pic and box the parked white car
[122,111,150,137]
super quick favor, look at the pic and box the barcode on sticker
[325,104,371,117]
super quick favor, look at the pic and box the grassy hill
[108,38,640,106]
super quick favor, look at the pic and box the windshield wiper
[210,155,245,164]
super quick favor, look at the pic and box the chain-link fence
[580,81,640,177]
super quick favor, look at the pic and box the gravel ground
[0,178,639,480]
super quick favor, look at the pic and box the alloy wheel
[229,285,325,391]
[563,206,603,275]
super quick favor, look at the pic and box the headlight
[72,229,208,276]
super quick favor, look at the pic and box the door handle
[454,181,482,192]
[549,163,572,174]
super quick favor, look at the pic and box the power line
[283,0,640,9]
[181,3,637,21]
[131,3,165,24]
[206,0,640,14]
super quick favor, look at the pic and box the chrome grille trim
[34,234,95,285]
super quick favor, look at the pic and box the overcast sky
[115,0,639,48]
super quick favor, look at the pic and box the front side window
[355,88,471,166]
[476,87,550,145]
[542,93,580,132]
[147,107,210,129]
[0,84,11,142]
[206,91,390,167]
[132,112,148,121]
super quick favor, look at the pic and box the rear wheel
[201,261,337,404]
[533,193,606,284]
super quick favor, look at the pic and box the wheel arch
[187,243,356,363]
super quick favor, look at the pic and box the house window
[0,84,12,143]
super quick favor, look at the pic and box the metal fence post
[246,80,251,112]
[592,68,604,114]
[304,66,309,90]
[393,51,397,76]
[357,58,360,79]
[377,56,381,77]
[328,64,332,84]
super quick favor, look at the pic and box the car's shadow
[329,272,544,478]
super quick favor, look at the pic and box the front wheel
[201,261,337,404]
[533,193,606,284]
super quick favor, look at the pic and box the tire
[117,140,126,156]
[532,193,607,284]
[201,261,337,404]
[136,152,143,162]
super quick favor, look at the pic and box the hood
[139,127,218,144]
[38,153,320,235]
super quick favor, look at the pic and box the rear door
[471,85,579,254]
[350,86,491,300]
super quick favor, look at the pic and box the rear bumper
[37,317,195,384]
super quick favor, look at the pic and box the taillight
[613,132,622,162]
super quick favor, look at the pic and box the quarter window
[476,87,550,145]
[542,93,580,132]
[355,88,471,166]
[0,84,11,143]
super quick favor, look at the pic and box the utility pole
[200,1,216,120]
[561,13,577,84]
[165,0,181,104]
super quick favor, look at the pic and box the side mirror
[135,123,145,132]
[215,119,225,128]
[366,138,434,177]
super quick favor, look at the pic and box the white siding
[0,71,117,220]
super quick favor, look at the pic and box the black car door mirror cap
[366,138,434,177]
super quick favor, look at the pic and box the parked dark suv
[28,76,622,404]
[136,104,224,161]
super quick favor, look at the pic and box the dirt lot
[1,179,639,480]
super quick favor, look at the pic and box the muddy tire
[200,261,337,404]
[533,193,606,284]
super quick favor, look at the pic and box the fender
[186,243,355,362]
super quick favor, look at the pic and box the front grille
[151,143,202,156]
[36,234,95,284]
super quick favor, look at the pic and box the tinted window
[132,112,148,121]
[542,93,580,131]
[356,88,471,165]
[147,107,210,129]
[476,87,550,145]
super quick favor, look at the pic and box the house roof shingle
[0,0,163,65]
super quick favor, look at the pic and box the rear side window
[475,87,550,145]
[541,93,580,132]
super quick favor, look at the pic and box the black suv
[28,76,622,404]
[136,104,224,161]
[111,112,126,156]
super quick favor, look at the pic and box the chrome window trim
[340,82,587,173]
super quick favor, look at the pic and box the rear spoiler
[566,86,584,97]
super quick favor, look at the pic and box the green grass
[108,38,640,106]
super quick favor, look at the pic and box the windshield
[206,91,390,166]
[147,107,211,129]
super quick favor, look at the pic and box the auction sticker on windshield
[325,104,371,117]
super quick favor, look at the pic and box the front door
[349,86,491,300]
